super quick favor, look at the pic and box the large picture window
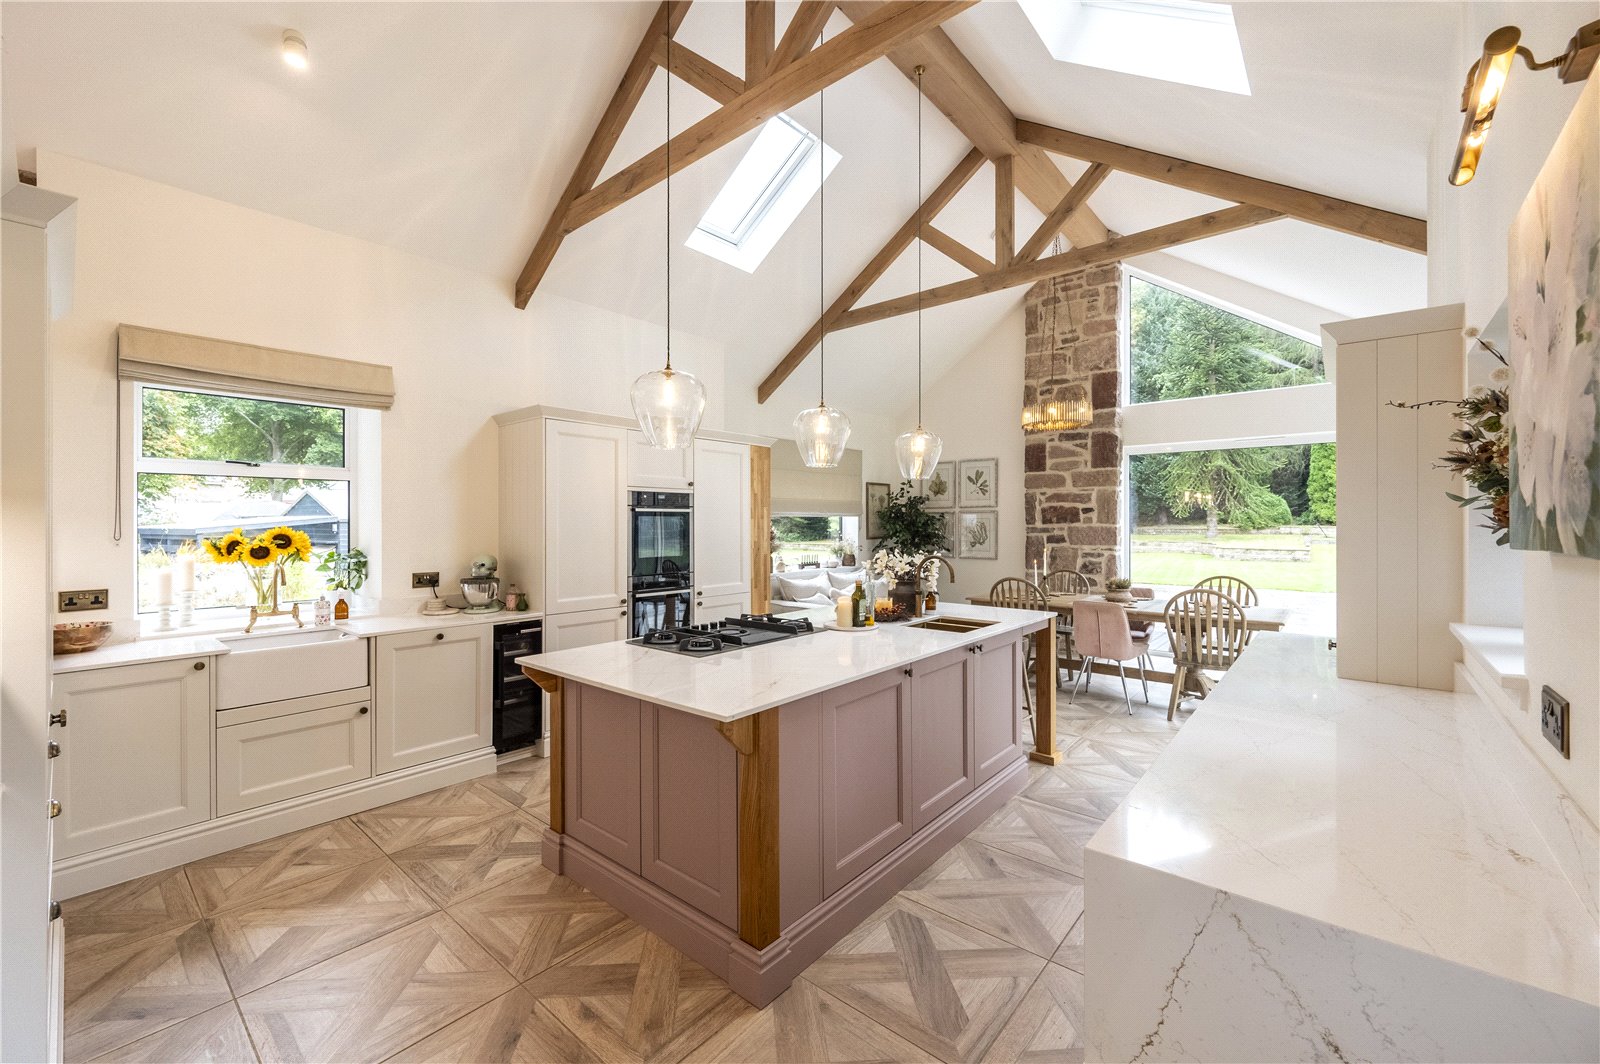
[1128,274,1324,404]
[133,385,354,613]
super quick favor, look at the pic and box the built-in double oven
[628,490,693,637]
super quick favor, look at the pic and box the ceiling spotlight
[281,29,309,70]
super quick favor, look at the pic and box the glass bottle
[851,580,866,627]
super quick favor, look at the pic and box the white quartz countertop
[1088,632,1599,1008]
[514,604,1054,723]
[52,607,536,674]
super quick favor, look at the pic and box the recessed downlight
[281,29,308,70]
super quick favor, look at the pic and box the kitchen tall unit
[495,406,771,744]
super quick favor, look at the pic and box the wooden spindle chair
[1194,575,1259,606]
[1040,568,1091,683]
[1162,588,1248,720]
[988,578,1049,738]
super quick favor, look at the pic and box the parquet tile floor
[62,679,1180,1063]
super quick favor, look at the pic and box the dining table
[963,590,1291,692]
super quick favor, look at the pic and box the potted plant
[870,483,948,615]
[839,538,858,567]
[1105,577,1134,604]
[316,547,369,620]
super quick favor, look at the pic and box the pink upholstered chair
[1068,599,1153,714]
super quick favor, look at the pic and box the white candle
[155,569,174,605]
[176,555,195,592]
[834,597,852,628]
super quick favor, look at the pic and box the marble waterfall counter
[517,605,1059,1005]
[1085,632,1599,1063]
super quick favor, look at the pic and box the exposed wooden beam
[994,154,1014,269]
[1017,120,1427,254]
[745,1,774,86]
[922,224,993,276]
[652,38,744,104]
[563,1,977,235]
[834,1,1107,248]
[756,147,986,403]
[771,1,836,70]
[1016,163,1110,265]
[835,204,1283,329]
[514,1,690,308]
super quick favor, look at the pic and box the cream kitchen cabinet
[216,692,373,815]
[628,429,694,490]
[52,656,213,859]
[694,591,749,624]
[545,606,629,651]
[373,626,492,774]
[545,419,630,615]
[692,438,751,601]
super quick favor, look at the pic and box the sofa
[770,566,889,609]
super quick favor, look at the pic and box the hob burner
[680,636,719,653]
[642,630,678,645]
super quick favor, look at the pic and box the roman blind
[770,442,862,515]
[116,324,395,410]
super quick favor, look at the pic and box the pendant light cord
[915,65,924,428]
[818,40,826,407]
[664,29,673,373]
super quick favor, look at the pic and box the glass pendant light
[794,61,851,468]
[895,66,943,482]
[1022,253,1093,433]
[632,31,705,450]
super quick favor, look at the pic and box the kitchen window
[132,384,356,613]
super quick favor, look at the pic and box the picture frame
[922,461,956,511]
[864,481,891,540]
[957,458,998,508]
[958,510,998,560]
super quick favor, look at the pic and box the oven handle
[631,588,694,599]
[631,507,694,514]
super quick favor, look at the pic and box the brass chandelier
[1022,256,1092,434]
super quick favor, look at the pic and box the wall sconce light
[281,29,309,71]
[1450,20,1600,186]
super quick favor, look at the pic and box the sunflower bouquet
[203,525,314,619]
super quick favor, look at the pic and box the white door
[628,430,694,490]
[544,606,629,651]
[52,657,214,860]
[694,592,750,624]
[545,419,629,615]
[373,627,492,774]
[216,698,373,815]
[693,440,751,601]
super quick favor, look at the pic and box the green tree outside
[1308,442,1337,524]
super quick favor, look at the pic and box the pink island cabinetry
[517,604,1058,1005]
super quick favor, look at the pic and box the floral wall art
[1507,73,1600,559]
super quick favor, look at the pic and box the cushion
[826,568,867,592]
[774,570,831,603]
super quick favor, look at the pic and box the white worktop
[515,604,1054,723]
[51,607,536,674]
[1088,631,1598,1010]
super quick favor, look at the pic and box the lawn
[1129,536,1336,593]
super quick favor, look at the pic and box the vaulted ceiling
[2,0,1458,426]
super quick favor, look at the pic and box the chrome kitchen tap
[913,556,956,617]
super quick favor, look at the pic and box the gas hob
[628,614,817,656]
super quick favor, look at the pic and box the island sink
[906,617,997,633]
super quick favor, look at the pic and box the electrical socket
[58,589,110,612]
[1541,685,1570,758]
[412,572,440,590]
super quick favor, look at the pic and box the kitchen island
[517,604,1058,1005]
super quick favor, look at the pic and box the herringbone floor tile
[390,810,544,907]
[384,986,601,1063]
[687,978,935,1063]
[446,864,630,981]
[350,781,517,854]
[61,867,202,957]
[87,1001,257,1064]
[184,819,382,916]
[901,840,1083,958]
[978,964,1084,1063]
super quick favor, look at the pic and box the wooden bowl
[53,621,112,655]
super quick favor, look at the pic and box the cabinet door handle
[48,710,66,728]
[619,609,627,617]
[48,799,61,819]
[358,706,369,715]
[193,661,206,671]
[435,632,445,641]
[46,741,59,759]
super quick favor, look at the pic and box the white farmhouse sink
[216,627,368,709]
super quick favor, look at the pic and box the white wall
[869,308,1027,602]
[36,151,727,630]
[1425,7,1599,824]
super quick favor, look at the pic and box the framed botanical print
[923,461,955,511]
[958,510,998,560]
[957,458,998,508]
[864,482,891,540]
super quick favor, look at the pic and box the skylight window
[687,114,840,273]
[1019,0,1251,96]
